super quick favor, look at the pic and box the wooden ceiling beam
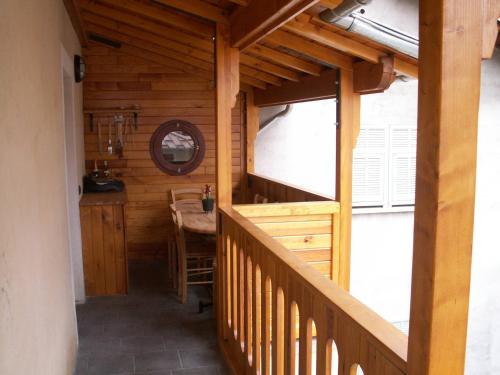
[153,0,229,23]
[240,65,283,86]
[241,74,268,90]
[228,0,249,5]
[284,13,419,77]
[63,0,88,46]
[240,54,301,81]
[284,13,382,62]
[78,0,214,52]
[230,0,321,49]
[318,0,343,8]
[81,0,214,38]
[265,29,353,70]
[248,44,323,76]
[254,68,338,106]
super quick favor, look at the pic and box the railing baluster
[232,226,239,339]
[270,264,278,375]
[245,238,252,363]
[314,308,327,375]
[288,300,299,375]
[226,224,233,329]
[262,265,272,375]
[253,255,262,374]
[299,291,313,375]
[221,223,229,339]
[276,286,285,375]
[237,229,244,348]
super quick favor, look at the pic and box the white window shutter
[390,127,417,205]
[353,127,387,207]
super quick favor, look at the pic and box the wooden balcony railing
[218,203,407,375]
[246,173,334,203]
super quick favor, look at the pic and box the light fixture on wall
[74,55,85,83]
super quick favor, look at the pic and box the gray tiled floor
[75,261,229,375]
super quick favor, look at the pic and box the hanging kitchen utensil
[97,119,103,155]
[133,111,138,130]
[114,114,124,158]
[123,116,128,146]
[107,118,113,155]
[128,113,135,145]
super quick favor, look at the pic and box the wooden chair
[167,203,178,289]
[167,188,203,288]
[254,193,269,204]
[170,204,215,304]
[171,188,203,205]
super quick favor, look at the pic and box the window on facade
[353,125,416,208]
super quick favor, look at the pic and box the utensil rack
[84,107,141,132]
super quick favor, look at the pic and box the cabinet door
[80,204,127,296]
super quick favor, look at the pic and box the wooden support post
[245,89,259,175]
[336,69,360,290]
[216,23,239,208]
[242,88,259,203]
[407,0,483,374]
[215,23,239,342]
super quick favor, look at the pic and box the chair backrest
[170,188,203,205]
[170,203,186,255]
[253,193,269,204]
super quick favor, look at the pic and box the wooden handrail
[247,172,334,203]
[234,201,340,217]
[218,205,407,374]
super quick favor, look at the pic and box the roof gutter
[319,0,419,59]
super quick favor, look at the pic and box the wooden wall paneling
[407,0,483,374]
[83,0,214,38]
[83,44,244,260]
[78,0,214,53]
[246,173,333,203]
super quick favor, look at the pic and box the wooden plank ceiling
[72,0,418,91]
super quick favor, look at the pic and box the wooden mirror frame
[150,119,205,176]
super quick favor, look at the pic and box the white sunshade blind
[353,127,387,207]
[390,127,417,205]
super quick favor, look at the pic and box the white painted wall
[256,100,337,197]
[254,51,500,374]
[0,1,83,373]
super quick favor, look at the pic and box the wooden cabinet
[80,192,128,296]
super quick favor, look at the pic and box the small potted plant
[202,184,214,213]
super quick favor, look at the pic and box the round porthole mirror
[150,120,205,175]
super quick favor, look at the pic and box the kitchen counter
[80,191,127,206]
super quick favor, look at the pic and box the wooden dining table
[177,201,216,235]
